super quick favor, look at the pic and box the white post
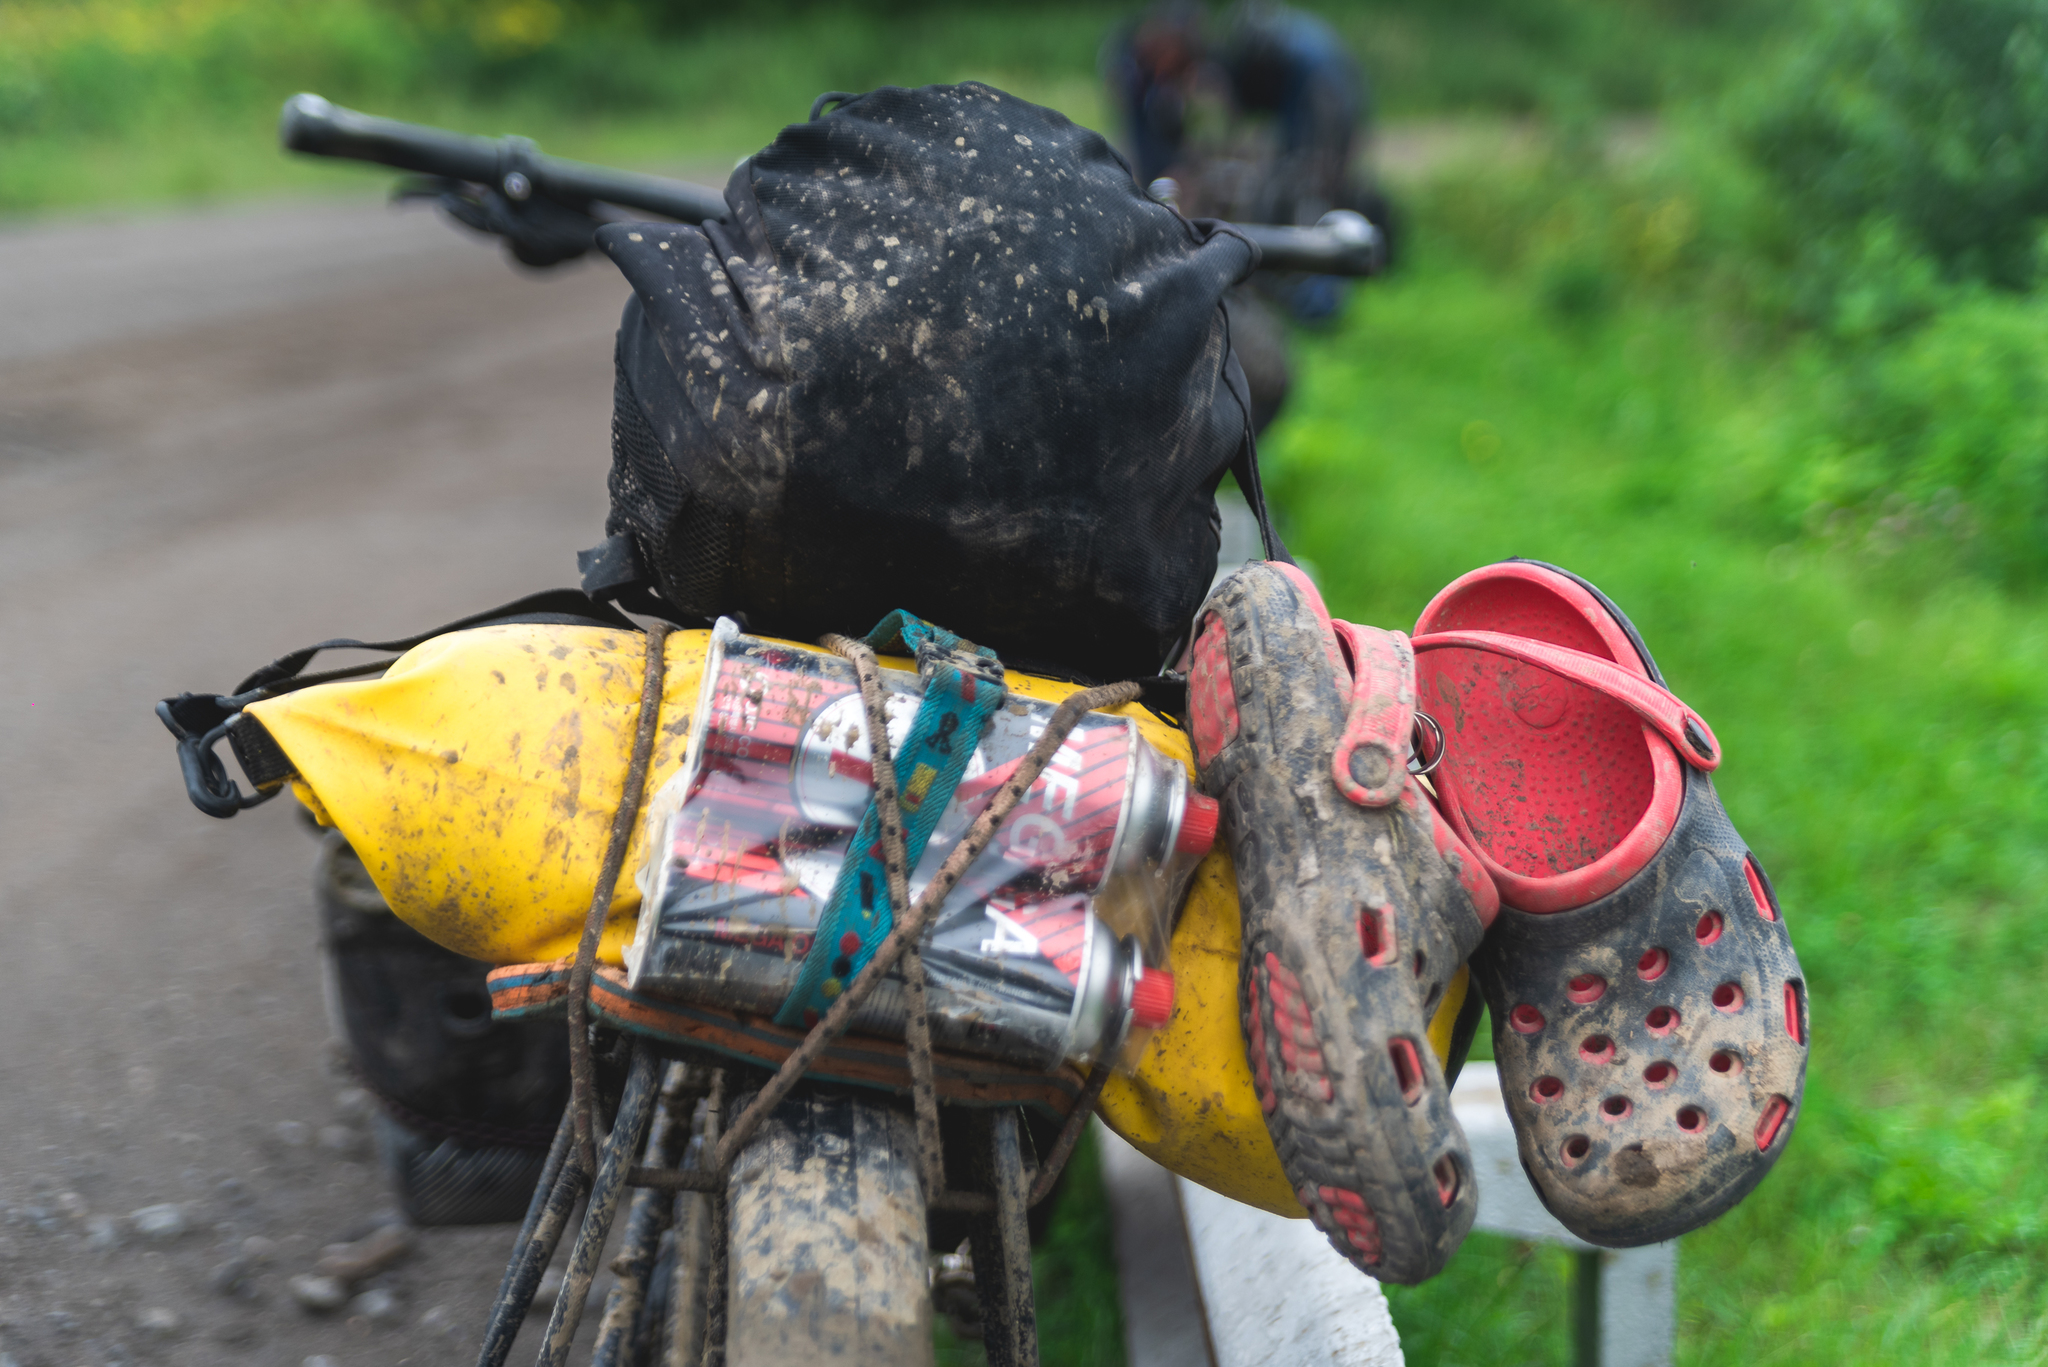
[1096,1122,1215,1367]
[1096,1064,1676,1367]
[1452,1062,1677,1367]
[1097,1122,1404,1367]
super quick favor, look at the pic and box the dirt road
[0,195,642,1366]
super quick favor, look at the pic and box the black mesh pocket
[606,359,679,565]
[608,360,743,621]
[661,491,741,622]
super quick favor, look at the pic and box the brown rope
[703,677,1144,1179]
[900,944,944,1193]
[696,1068,727,1367]
[569,623,672,1177]
[821,634,946,1199]
[1027,1059,1115,1206]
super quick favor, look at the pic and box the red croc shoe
[1188,561,1499,1284]
[1413,559,1807,1247]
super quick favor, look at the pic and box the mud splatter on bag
[594,81,1285,681]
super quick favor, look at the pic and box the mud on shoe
[1413,559,1808,1247]
[1187,561,1498,1284]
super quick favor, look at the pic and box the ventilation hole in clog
[1755,1095,1791,1149]
[1785,980,1806,1044]
[1531,1076,1565,1103]
[1695,912,1724,946]
[1745,856,1778,922]
[1645,1006,1679,1037]
[1568,974,1607,1004]
[1713,983,1745,1013]
[1432,1155,1461,1206]
[1560,1135,1591,1167]
[1709,1050,1742,1075]
[1676,1106,1707,1134]
[1510,1004,1546,1034]
[1600,1095,1632,1123]
[1579,1035,1616,1065]
[1357,904,1397,967]
[1389,1038,1425,1105]
[1638,947,1670,981]
[1413,950,1427,979]
[1643,1061,1676,1089]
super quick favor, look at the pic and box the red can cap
[1129,969,1176,1030]
[1176,792,1220,856]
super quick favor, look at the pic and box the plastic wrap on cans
[624,620,1216,1072]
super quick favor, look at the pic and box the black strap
[576,533,692,622]
[159,587,643,819]
[232,588,637,695]
[1215,287,1292,566]
[810,91,860,121]
[576,533,643,597]
[1231,426,1292,565]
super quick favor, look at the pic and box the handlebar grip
[281,93,502,182]
[279,93,727,225]
[1231,211,1385,277]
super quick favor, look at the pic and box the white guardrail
[1097,1062,1676,1367]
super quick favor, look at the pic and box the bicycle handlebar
[279,94,1381,275]
[280,93,727,224]
[1231,213,1382,276]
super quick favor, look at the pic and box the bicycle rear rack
[476,1038,1070,1366]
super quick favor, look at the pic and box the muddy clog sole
[1190,562,1485,1283]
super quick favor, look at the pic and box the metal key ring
[1408,711,1445,777]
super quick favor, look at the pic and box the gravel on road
[0,193,640,1367]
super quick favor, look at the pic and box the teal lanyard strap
[775,612,1007,1027]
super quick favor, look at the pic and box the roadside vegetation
[9,0,2046,1362]
[1296,2,2048,1358]
[0,0,1762,212]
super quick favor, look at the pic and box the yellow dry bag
[247,623,1465,1220]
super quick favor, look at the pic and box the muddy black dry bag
[589,81,1285,681]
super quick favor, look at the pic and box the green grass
[1382,1231,1582,1365]
[1272,232,2048,1364]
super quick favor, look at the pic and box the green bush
[1737,0,2048,294]
[1400,136,1728,321]
[0,2,437,137]
[1392,93,2048,587]
[0,0,1790,147]
[1795,292,2048,582]
[0,0,1122,212]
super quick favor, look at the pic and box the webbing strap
[1411,629,1721,771]
[1329,622,1416,808]
[774,612,1008,1028]
[1230,430,1291,566]
[158,587,640,819]
[233,588,637,695]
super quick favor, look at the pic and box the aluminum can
[624,621,1205,1070]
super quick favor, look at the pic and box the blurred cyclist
[1104,2,1395,323]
